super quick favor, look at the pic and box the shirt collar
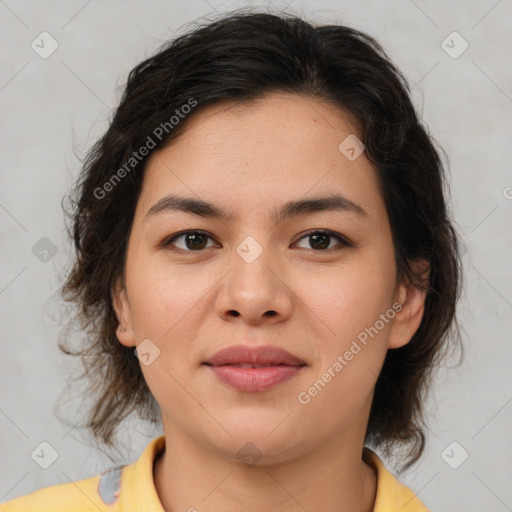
[119,436,429,511]
[119,435,166,511]
[364,447,430,511]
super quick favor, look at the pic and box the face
[114,93,427,463]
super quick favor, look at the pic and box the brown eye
[294,230,351,251]
[163,231,217,251]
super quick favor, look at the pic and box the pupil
[186,233,207,250]
[310,233,329,250]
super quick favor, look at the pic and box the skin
[113,93,429,512]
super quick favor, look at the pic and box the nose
[214,244,293,326]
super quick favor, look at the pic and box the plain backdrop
[1,0,511,510]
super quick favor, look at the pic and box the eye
[162,230,218,251]
[294,230,351,251]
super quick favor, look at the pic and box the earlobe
[112,278,136,347]
[388,259,430,350]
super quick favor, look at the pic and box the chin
[202,420,309,466]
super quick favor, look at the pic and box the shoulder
[364,449,432,512]
[0,462,130,512]
[0,436,165,512]
[0,472,107,512]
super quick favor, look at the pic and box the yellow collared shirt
[1,436,430,511]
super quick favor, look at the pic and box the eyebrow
[144,193,368,224]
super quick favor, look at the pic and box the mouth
[202,344,306,392]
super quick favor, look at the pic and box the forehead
[137,93,385,225]
[167,92,363,161]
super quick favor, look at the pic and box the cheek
[300,255,396,337]
[294,269,394,432]
[127,256,222,368]
[125,254,217,346]
[295,249,396,386]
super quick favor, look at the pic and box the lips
[202,344,306,367]
[203,345,306,392]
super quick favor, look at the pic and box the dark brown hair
[60,9,462,470]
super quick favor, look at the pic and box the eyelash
[161,229,352,253]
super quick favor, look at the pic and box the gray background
[1,0,511,510]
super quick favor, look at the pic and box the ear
[112,277,136,347]
[388,259,430,350]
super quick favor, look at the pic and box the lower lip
[205,365,304,392]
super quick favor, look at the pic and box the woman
[1,10,461,512]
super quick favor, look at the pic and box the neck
[153,420,377,512]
